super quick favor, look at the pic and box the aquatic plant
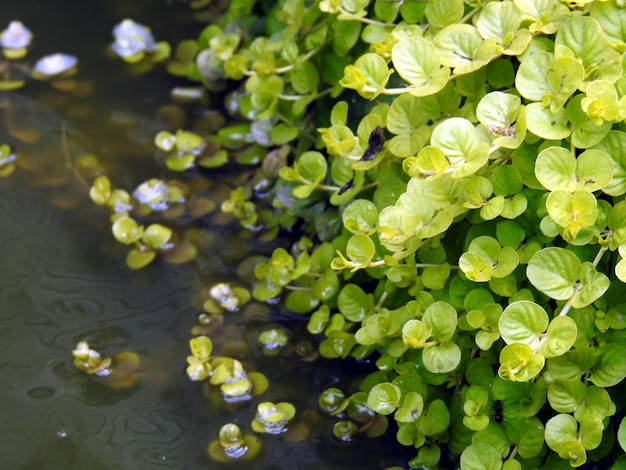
[0,21,31,59]
[0,144,17,176]
[82,0,626,467]
[110,19,170,64]
[207,423,261,462]
[251,401,296,434]
[204,282,250,313]
[0,21,78,90]
[89,175,200,268]
[72,341,112,376]
[185,335,269,401]
[32,53,77,79]
[72,341,139,389]
[257,327,288,356]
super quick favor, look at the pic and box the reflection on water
[0,1,408,469]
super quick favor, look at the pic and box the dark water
[0,2,408,469]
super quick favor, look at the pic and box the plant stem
[274,47,320,74]
[338,7,393,27]
[284,285,312,291]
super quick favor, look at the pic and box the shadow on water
[0,1,411,469]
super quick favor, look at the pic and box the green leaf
[343,199,378,235]
[338,283,371,322]
[589,343,626,387]
[460,236,519,282]
[416,399,450,435]
[618,417,626,453]
[516,49,551,98]
[515,51,585,112]
[112,216,143,245]
[332,20,362,57]
[422,341,461,373]
[545,413,579,451]
[517,418,546,459]
[387,93,429,135]
[367,382,401,415]
[476,1,521,42]
[547,379,586,413]
[540,316,577,358]
[286,289,320,314]
[330,101,348,126]
[525,102,570,140]
[141,224,172,250]
[581,80,624,126]
[545,57,584,110]
[546,190,598,236]
[126,248,156,270]
[339,53,393,100]
[527,247,579,300]
[424,0,463,28]
[430,117,490,177]
[391,36,450,97]
[423,301,457,342]
[332,234,376,271]
[572,262,610,308]
[476,91,525,149]
[574,386,614,422]
[460,442,503,470]
[498,343,545,382]
[422,263,451,290]
[434,24,498,76]
[547,348,597,381]
[555,16,622,91]
[579,415,604,451]
[496,221,525,249]
[281,151,328,198]
[567,94,612,149]
[401,319,431,349]
[460,252,493,282]
[593,131,626,196]
[395,391,425,423]
[271,123,299,145]
[536,147,613,192]
[591,1,626,48]
[189,336,213,366]
[499,300,548,349]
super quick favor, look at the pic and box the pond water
[0,2,408,469]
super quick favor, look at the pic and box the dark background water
[0,1,409,469]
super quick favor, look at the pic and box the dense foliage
[85,0,626,468]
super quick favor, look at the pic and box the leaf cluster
[180,0,626,468]
[87,0,626,468]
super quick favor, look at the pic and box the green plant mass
[75,0,626,468]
